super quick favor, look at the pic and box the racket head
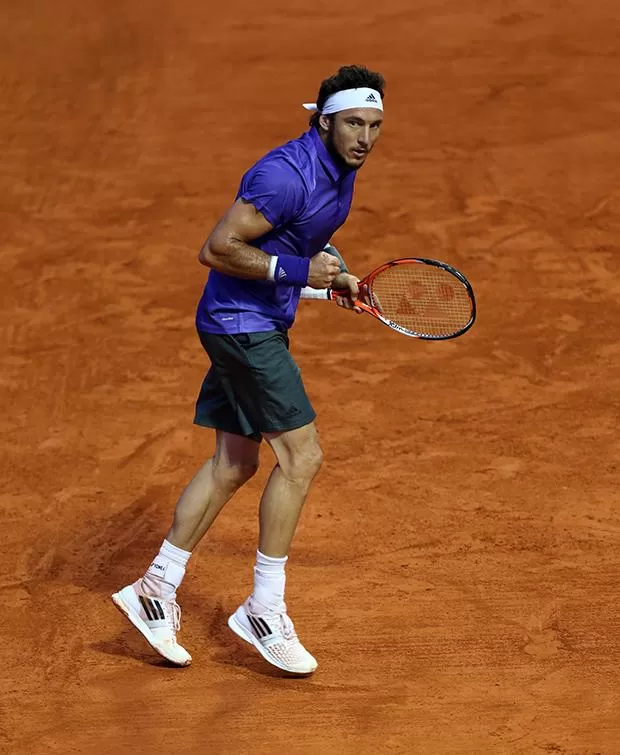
[357,258,476,340]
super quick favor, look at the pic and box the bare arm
[198,199,341,288]
[198,198,273,279]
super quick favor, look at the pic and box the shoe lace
[163,600,182,632]
[279,605,297,641]
[250,599,298,641]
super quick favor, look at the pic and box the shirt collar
[309,127,352,182]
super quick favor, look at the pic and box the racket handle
[299,286,332,300]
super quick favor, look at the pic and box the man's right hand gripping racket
[330,258,476,340]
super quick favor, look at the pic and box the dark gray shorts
[194,330,316,442]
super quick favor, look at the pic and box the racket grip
[299,286,332,300]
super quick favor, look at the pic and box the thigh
[214,429,261,467]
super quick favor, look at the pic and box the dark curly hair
[309,65,386,128]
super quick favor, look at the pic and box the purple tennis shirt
[196,127,357,334]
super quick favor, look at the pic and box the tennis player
[112,65,385,674]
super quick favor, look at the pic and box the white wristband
[266,255,278,282]
[299,286,331,300]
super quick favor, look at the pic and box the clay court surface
[2,0,619,752]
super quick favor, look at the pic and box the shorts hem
[258,412,317,436]
[193,412,316,439]
[193,417,263,442]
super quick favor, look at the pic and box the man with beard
[113,64,386,675]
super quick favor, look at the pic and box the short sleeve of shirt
[237,159,306,229]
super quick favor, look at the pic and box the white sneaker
[228,597,318,675]
[111,580,192,666]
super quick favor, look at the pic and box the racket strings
[370,264,473,337]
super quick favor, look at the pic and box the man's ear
[318,114,332,133]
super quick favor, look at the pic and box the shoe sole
[111,591,192,667]
[227,609,317,675]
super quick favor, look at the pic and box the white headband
[302,87,383,115]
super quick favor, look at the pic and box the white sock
[141,539,191,600]
[252,550,287,611]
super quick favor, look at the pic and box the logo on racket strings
[395,282,426,316]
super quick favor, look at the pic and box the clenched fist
[307,251,341,289]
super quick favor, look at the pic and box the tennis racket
[329,258,476,340]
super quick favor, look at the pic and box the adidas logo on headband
[365,93,378,102]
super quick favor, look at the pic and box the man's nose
[357,126,370,146]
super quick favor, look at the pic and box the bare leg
[258,422,323,557]
[220,422,322,674]
[113,431,260,667]
[167,430,260,552]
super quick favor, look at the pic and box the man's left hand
[331,273,364,314]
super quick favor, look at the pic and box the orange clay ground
[2,1,619,752]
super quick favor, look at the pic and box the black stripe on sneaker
[247,614,265,638]
[257,617,272,636]
[150,599,165,620]
[139,595,154,620]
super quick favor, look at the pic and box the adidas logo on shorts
[365,92,378,102]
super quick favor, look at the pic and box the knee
[215,459,259,490]
[282,439,323,482]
